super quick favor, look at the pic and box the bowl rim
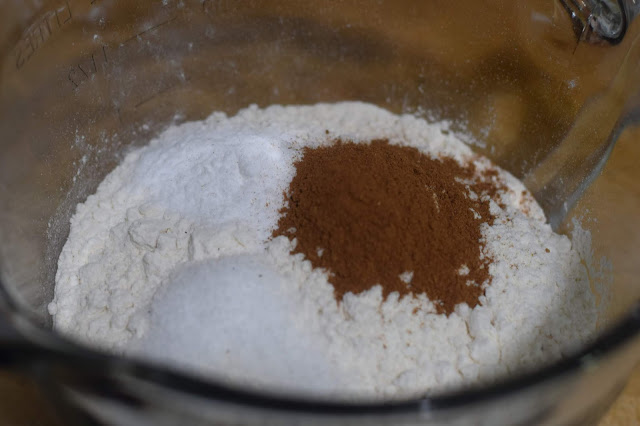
[2,282,640,416]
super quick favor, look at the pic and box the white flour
[49,102,600,399]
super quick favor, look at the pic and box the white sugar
[134,255,344,394]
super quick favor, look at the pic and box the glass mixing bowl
[1,0,640,424]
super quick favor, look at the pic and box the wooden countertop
[587,124,640,426]
[1,129,639,426]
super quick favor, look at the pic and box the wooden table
[1,129,639,426]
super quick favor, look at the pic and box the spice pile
[274,139,496,313]
[49,102,599,399]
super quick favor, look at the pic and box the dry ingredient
[49,102,600,399]
[273,139,497,313]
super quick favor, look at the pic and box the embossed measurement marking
[15,1,72,70]
[68,12,180,90]
[68,45,108,89]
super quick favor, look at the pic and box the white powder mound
[135,255,347,395]
[49,102,600,399]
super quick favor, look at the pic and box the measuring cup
[1,0,640,424]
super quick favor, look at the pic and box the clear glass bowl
[1,1,640,424]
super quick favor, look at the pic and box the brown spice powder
[273,139,500,315]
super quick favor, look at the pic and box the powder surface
[49,102,601,400]
[136,255,347,394]
[274,139,494,314]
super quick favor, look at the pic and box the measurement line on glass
[120,16,179,45]
[133,78,190,109]
[68,14,179,91]
[202,0,234,15]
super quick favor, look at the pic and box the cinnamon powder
[274,139,499,314]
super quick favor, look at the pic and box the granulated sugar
[136,255,347,395]
[49,102,600,399]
